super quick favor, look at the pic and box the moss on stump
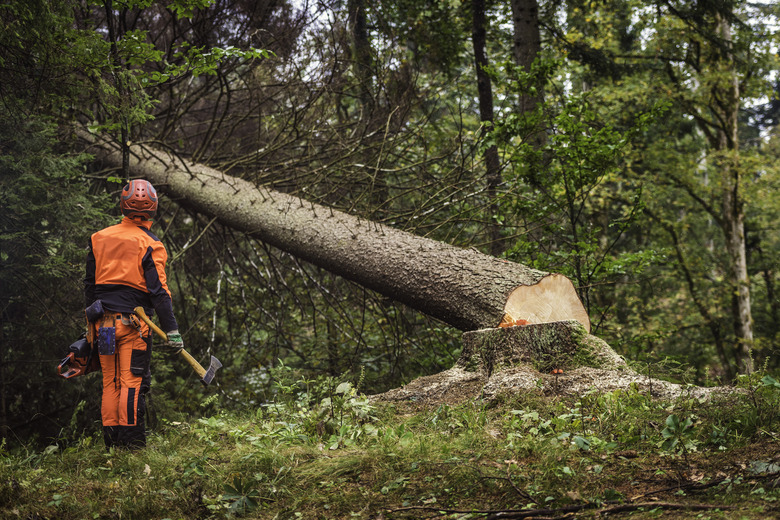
[458,320,626,376]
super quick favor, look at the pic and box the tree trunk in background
[83,133,590,333]
[661,6,755,375]
[510,0,543,114]
[471,0,504,256]
[714,12,753,373]
[103,0,130,181]
[346,0,390,218]
[347,0,374,114]
[510,0,546,172]
[509,0,548,203]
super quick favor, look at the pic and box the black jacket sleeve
[84,238,96,307]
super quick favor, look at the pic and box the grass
[2,375,780,519]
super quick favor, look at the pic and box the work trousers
[97,313,152,449]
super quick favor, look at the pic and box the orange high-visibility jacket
[85,217,178,332]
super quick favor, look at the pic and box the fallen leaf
[689,470,705,482]
[614,450,638,458]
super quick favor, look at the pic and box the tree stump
[458,321,627,377]
[372,322,730,405]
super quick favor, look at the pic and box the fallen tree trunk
[83,133,590,332]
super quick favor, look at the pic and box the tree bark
[83,133,590,333]
[471,0,505,256]
[373,321,729,405]
[347,0,374,114]
[662,7,755,374]
[459,321,626,376]
[103,0,131,181]
[714,12,753,372]
[509,0,548,201]
[510,0,543,114]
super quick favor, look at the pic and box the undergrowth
[2,370,780,519]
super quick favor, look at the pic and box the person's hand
[166,330,184,352]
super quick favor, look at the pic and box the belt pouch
[98,325,116,356]
[85,300,104,322]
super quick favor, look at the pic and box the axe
[133,307,222,386]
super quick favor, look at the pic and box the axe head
[200,355,223,386]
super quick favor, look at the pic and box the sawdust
[370,324,738,406]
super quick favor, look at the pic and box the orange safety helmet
[120,179,158,219]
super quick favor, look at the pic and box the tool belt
[58,300,144,379]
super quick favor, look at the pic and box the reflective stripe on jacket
[85,217,178,332]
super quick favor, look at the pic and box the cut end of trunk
[501,273,590,332]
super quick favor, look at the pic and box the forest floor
[2,371,780,519]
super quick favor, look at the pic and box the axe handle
[133,307,207,379]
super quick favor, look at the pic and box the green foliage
[491,58,671,333]
[0,0,96,112]
[2,373,780,519]
[255,362,381,449]
[375,0,466,74]
[481,0,780,377]
[165,44,271,80]
[0,108,114,444]
[660,413,696,453]
[761,375,780,390]
[167,0,213,18]
[85,1,270,137]
[2,0,778,466]
[222,475,261,514]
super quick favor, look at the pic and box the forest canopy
[0,0,778,445]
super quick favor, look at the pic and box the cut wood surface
[82,133,591,332]
[501,274,590,329]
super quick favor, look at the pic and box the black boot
[103,425,119,450]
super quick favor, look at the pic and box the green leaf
[168,0,214,19]
[761,375,780,389]
[335,382,352,395]
[573,435,591,451]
